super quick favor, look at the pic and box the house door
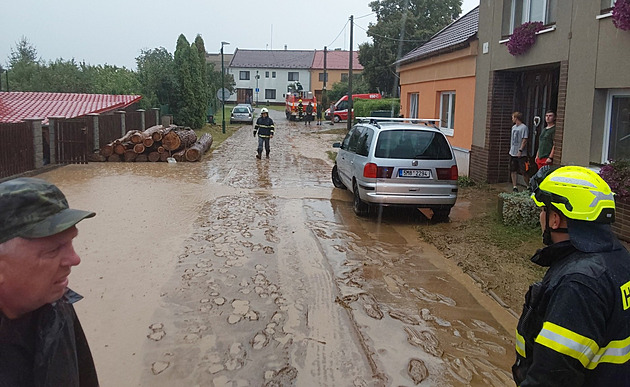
[237,88,253,104]
[514,67,559,157]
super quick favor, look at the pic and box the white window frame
[288,72,299,81]
[509,0,551,34]
[602,89,630,163]
[409,93,419,118]
[265,89,277,100]
[239,71,250,80]
[439,91,456,136]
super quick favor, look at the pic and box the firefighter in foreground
[254,107,275,159]
[513,165,630,386]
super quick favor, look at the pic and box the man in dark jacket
[254,107,275,159]
[513,166,630,386]
[0,177,99,387]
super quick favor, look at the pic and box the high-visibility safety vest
[513,239,630,386]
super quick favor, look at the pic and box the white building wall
[228,67,312,104]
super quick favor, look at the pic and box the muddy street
[38,109,517,386]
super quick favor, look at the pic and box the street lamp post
[221,41,230,134]
[255,71,260,106]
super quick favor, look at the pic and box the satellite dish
[217,88,232,102]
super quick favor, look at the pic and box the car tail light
[363,163,393,178]
[436,165,458,180]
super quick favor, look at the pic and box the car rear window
[374,129,452,160]
[234,108,249,113]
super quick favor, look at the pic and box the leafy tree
[327,74,370,102]
[87,64,141,95]
[136,47,176,109]
[359,0,462,95]
[173,34,195,126]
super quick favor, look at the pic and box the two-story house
[310,50,363,103]
[228,49,315,105]
[471,0,630,183]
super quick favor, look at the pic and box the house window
[288,72,299,81]
[601,0,614,11]
[502,0,557,36]
[265,71,269,78]
[265,89,277,100]
[319,72,328,82]
[272,71,276,78]
[603,90,630,162]
[439,91,456,136]
[409,93,419,118]
[239,71,250,80]
[341,73,349,82]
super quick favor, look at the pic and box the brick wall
[613,197,630,242]
[470,70,517,183]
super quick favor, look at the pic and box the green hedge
[498,191,540,228]
[353,98,400,118]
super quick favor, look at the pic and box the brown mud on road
[38,110,517,386]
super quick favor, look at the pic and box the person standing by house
[254,107,275,159]
[509,111,529,192]
[305,102,314,126]
[513,165,630,386]
[329,102,336,125]
[0,177,99,386]
[316,102,323,125]
[535,110,556,170]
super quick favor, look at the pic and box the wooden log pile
[96,125,212,162]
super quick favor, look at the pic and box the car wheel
[332,165,346,189]
[230,120,234,124]
[431,207,451,222]
[334,115,341,123]
[353,181,369,217]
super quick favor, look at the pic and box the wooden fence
[0,122,35,179]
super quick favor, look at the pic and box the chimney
[284,45,287,50]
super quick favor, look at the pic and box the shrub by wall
[498,191,540,228]
[354,98,400,118]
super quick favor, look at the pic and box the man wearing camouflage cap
[0,177,99,386]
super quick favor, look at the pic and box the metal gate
[55,118,89,164]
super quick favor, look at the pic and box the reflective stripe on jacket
[513,239,630,386]
[255,116,275,138]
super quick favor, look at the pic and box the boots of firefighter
[256,150,261,159]
[266,152,270,159]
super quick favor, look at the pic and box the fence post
[24,118,44,169]
[88,113,99,150]
[116,110,126,137]
[152,108,160,127]
[47,116,65,165]
[137,109,146,130]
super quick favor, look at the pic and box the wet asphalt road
[38,109,516,386]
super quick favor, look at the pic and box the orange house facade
[397,7,478,176]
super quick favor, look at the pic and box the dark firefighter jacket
[255,116,275,138]
[0,289,99,387]
[513,224,630,386]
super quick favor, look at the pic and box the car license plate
[399,169,430,178]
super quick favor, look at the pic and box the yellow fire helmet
[530,166,615,223]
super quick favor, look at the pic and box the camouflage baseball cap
[0,177,95,244]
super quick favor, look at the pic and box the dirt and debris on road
[37,109,528,386]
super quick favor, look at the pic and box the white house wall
[228,68,312,104]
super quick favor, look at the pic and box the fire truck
[285,83,317,121]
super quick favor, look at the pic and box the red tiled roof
[312,50,363,70]
[0,92,142,124]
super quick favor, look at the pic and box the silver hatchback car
[332,118,458,220]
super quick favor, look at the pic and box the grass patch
[326,151,337,162]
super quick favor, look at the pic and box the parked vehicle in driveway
[331,118,458,220]
[230,105,253,124]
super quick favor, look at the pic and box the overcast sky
[0,0,479,70]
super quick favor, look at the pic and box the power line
[327,19,350,48]
[355,12,375,20]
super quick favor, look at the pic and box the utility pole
[347,15,354,132]
[323,46,328,108]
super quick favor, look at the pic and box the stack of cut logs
[97,125,213,162]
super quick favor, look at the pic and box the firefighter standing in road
[254,107,274,159]
[513,165,630,386]
[297,99,304,121]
